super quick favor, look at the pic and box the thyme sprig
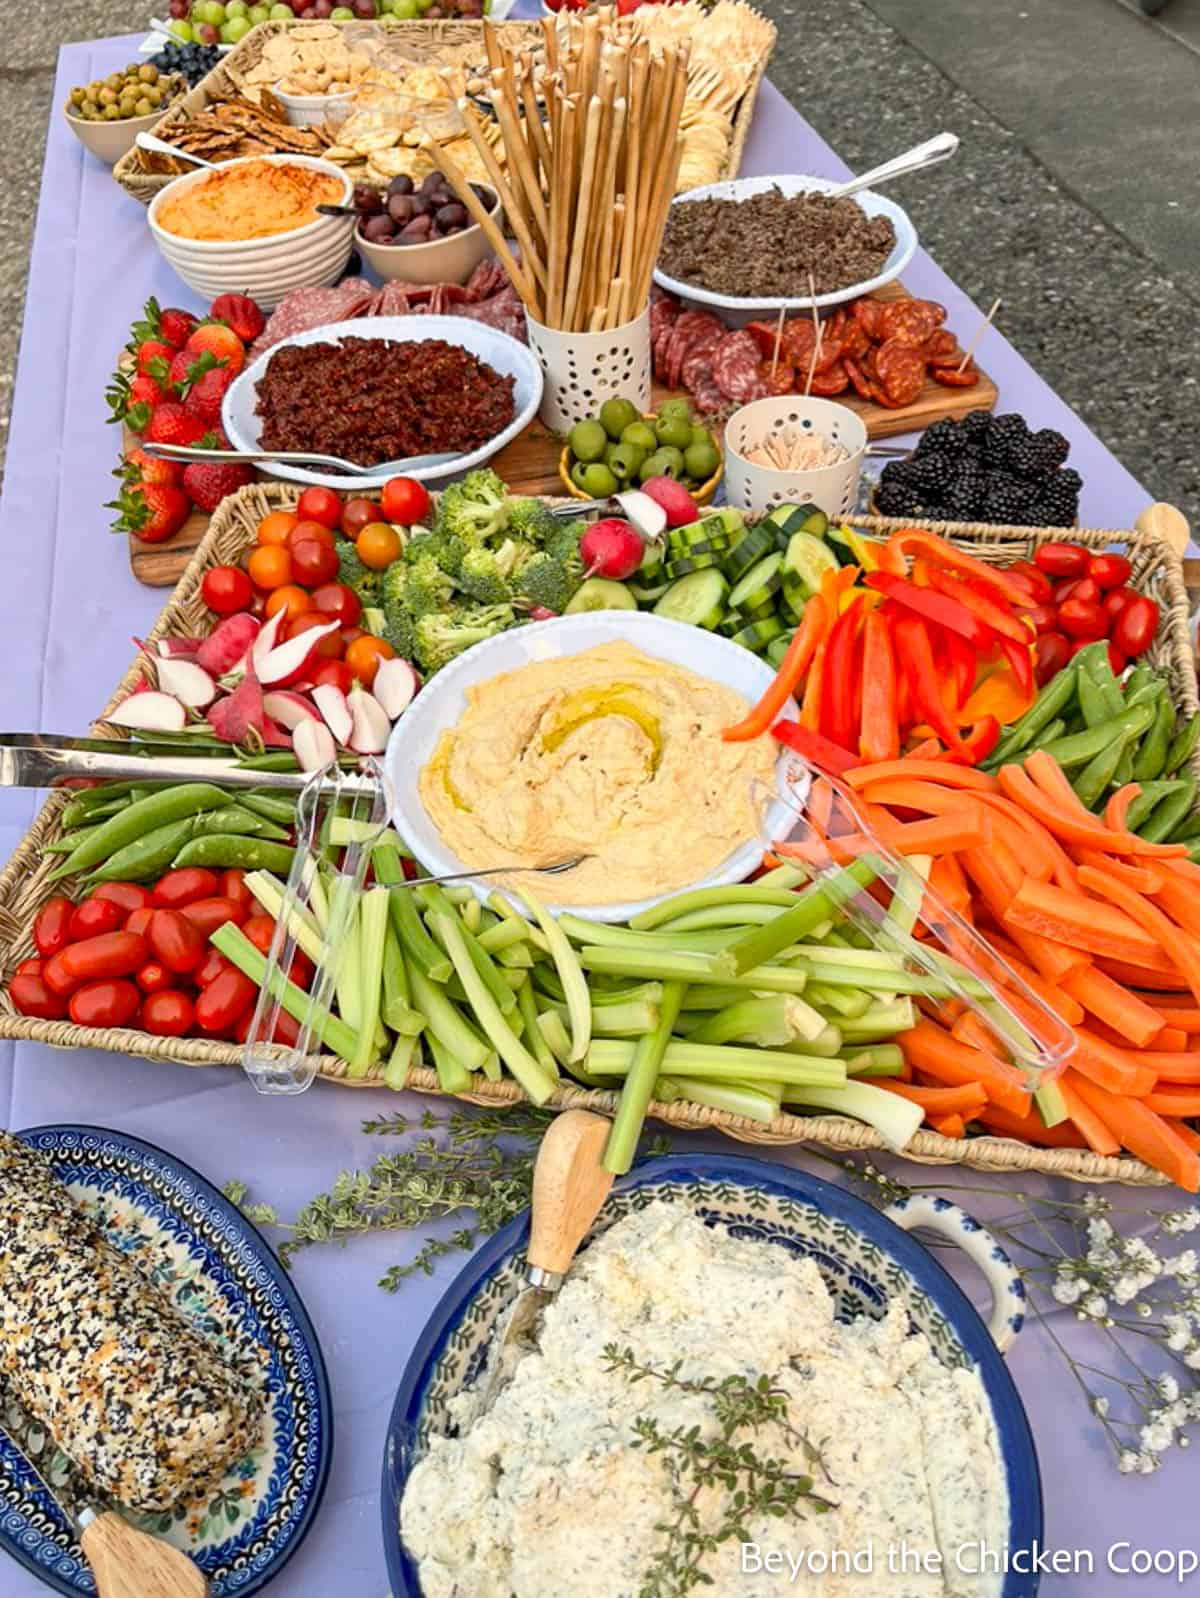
[602,1345,833,1597]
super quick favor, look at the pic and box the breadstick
[424,135,539,314]
[457,100,546,301]
[562,94,603,331]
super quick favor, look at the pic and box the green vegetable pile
[986,642,1200,847]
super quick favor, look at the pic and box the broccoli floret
[515,552,575,616]
[335,537,381,603]
[414,605,514,675]
[504,496,560,544]
[404,554,456,617]
[493,537,536,581]
[458,546,512,606]
[382,603,417,662]
[435,469,509,543]
[382,559,409,611]
[539,517,586,571]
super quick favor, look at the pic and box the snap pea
[1188,842,1200,864]
[985,661,1078,766]
[58,787,135,829]
[1123,780,1187,834]
[192,805,291,841]
[1166,712,1200,777]
[170,835,297,873]
[1124,660,1154,698]
[1075,641,1124,726]
[1139,776,1198,844]
[87,817,200,883]
[1132,690,1173,783]
[43,826,101,855]
[1039,701,1156,772]
[1125,678,1162,710]
[48,783,231,880]
[1038,717,1067,747]
[1111,741,1135,790]
[1167,809,1200,844]
[1073,734,1130,811]
[240,791,299,826]
[235,751,301,772]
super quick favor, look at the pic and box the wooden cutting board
[124,279,996,587]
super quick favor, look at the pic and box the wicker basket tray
[0,491,1189,1186]
[112,14,772,205]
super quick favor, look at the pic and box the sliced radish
[312,683,353,747]
[107,691,187,732]
[206,670,265,744]
[372,656,419,720]
[640,475,698,529]
[156,656,218,709]
[155,636,204,660]
[347,686,390,754]
[261,716,295,749]
[294,719,336,772]
[263,690,318,731]
[250,608,287,675]
[258,621,341,688]
[197,613,260,678]
[614,489,668,542]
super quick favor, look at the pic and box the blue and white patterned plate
[0,1125,332,1596]
[381,1153,1043,1598]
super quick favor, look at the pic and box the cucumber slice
[664,535,725,560]
[766,629,797,668]
[825,522,861,568]
[667,515,732,553]
[652,568,729,630]
[783,530,839,597]
[722,524,775,580]
[741,598,782,623]
[728,553,783,614]
[798,507,829,538]
[762,504,819,543]
[731,616,785,652]
[780,583,808,624]
[710,506,747,541]
[564,578,639,614]
[665,551,721,578]
[629,579,673,603]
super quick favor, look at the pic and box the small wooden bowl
[557,412,723,504]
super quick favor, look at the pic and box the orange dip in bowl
[156,159,345,242]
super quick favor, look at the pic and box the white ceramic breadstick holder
[525,305,651,434]
[723,395,867,517]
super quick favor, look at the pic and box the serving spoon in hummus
[392,855,591,889]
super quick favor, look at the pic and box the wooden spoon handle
[1135,501,1190,559]
[80,1511,208,1598]
[527,1110,614,1278]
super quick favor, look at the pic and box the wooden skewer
[956,295,1001,374]
[423,135,539,312]
[803,271,822,396]
[769,304,786,380]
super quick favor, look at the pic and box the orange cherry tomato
[265,584,313,625]
[356,522,402,570]
[247,544,294,592]
[287,611,344,659]
[344,634,396,687]
[256,509,298,547]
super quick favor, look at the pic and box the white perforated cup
[723,397,867,516]
[525,306,651,434]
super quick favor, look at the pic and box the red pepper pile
[13,870,304,1041]
[1013,542,1160,686]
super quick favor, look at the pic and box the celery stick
[479,1050,501,1082]
[652,904,784,931]
[687,996,806,1048]
[579,947,812,994]
[752,864,805,890]
[784,1081,922,1152]
[588,1038,846,1087]
[306,859,329,932]
[211,924,356,1060]
[486,893,550,953]
[462,896,482,934]
[384,1031,420,1091]
[518,889,591,1064]
[629,883,806,931]
[392,888,452,983]
[720,861,878,975]
[788,960,951,997]
[477,918,530,954]
[602,981,686,1176]
[422,884,517,1014]
[558,915,736,954]
[516,979,559,1079]
[674,985,756,1011]
[408,962,489,1072]
[243,870,325,965]
[433,912,557,1104]
[381,922,411,1031]
[551,999,660,1037]
[838,998,917,1040]
[656,1074,779,1124]
[499,969,525,991]
[785,945,903,970]
[1036,1078,1070,1128]
[844,1046,905,1078]
[329,817,385,846]
[805,981,873,1020]
[780,1025,842,1057]
[496,942,534,969]
[426,1030,473,1093]
[348,887,389,1078]
[884,854,931,942]
[537,1009,572,1063]
[372,838,406,885]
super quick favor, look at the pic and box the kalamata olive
[387,193,415,224]
[387,174,414,197]
[436,203,467,229]
[409,194,432,217]
[471,183,495,210]
[419,172,444,196]
[399,214,434,243]
[353,184,383,216]
[363,213,396,242]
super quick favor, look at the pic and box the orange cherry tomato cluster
[15,871,309,1041]
[198,478,428,688]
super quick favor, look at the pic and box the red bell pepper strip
[864,572,992,648]
[996,634,1034,701]
[875,537,909,577]
[891,613,972,755]
[923,565,1029,645]
[940,630,976,711]
[957,717,1002,764]
[722,593,830,742]
[859,610,900,762]
[821,597,864,750]
[772,720,859,777]
[888,527,1033,610]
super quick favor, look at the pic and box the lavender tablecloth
[0,26,1185,1596]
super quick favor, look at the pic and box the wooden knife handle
[527,1110,614,1277]
[80,1511,208,1598]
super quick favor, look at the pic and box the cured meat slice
[681,329,725,392]
[757,357,796,396]
[665,310,724,389]
[250,279,376,357]
[843,354,873,400]
[851,296,884,338]
[687,356,726,414]
[711,329,764,402]
[932,362,981,387]
[744,319,787,358]
[878,300,941,347]
[875,337,927,405]
[839,319,870,361]
[809,360,850,396]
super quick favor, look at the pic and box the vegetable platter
[0,482,1193,1189]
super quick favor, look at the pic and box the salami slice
[688,357,726,414]
[839,319,870,361]
[681,330,725,393]
[919,329,957,361]
[666,310,724,389]
[875,338,927,404]
[878,300,940,347]
[809,361,849,396]
[757,358,796,396]
[851,297,884,338]
[711,330,763,402]
[744,319,788,359]
[843,354,873,400]
[932,363,981,387]
[782,319,817,366]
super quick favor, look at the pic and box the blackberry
[1024,428,1070,476]
[981,470,1036,525]
[983,413,1030,468]
[1030,472,1081,527]
[947,465,988,519]
[961,409,992,441]
[1057,467,1083,496]
[916,418,965,459]
[907,453,954,492]
[875,481,930,517]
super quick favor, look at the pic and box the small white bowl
[274,84,355,129]
[654,173,918,326]
[147,153,355,310]
[356,186,498,286]
[724,396,867,518]
[384,611,798,925]
[64,101,170,166]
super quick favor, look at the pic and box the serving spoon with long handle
[135,131,214,168]
[824,131,959,201]
[140,441,465,477]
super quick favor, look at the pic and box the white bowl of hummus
[386,613,798,924]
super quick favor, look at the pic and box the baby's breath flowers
[837,1159,1200,1478]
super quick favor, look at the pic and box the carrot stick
[1150,874,1200,939]
[1062,965,1165,1048]
[977,791,1069,884]
[1144,1088,1200,1117]
[1071,1027,1154,1095]
[898,1020,1031,1117]
[798,645,826,732]
[846,760,997,792]
[1150,1005,1200,1029]
[929,852,972,917]
[1127,1051,1200,1082]
[1105,783,1142,833]
[723,593,829,742]
[1059,1071,1122,1156]
[1076,849,1164,895]
[929,1112,967,1139]
[1151,1027,1188,1052]
[961,850,1089,983]
[879,1080,988,1116]
[777,812,990,863]
[998,762,1186,857]
[1024,747,1099,817]
[978,1105,1087,1148]
[950,1010,999,1053]
[1165,1119,1200,1152]
[1005,877,1163,966]
[976,941,1085,1025]
[1099,955,1189,987]
[1067,1073,1200,1190]
[1076,864,1200,1009]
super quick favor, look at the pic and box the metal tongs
[242,758,391,1096]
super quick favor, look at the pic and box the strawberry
[181,458,255,513]
[168,346,221,396]
[209,293,266,344]
[160,306,199,348]
[136,338,175,377]
[182,364,233,426]
[185,322,246,377]
[106,370,165,433]
[120,446,184,489]
[107,482,191,544]
[143,402,209,448]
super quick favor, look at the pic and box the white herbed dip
[401,1200,1009,1597]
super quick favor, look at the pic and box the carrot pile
[824,747,1200,1189]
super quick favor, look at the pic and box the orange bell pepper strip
[887,527,1033,610]
[723,593,830,742]
[960,668,1034,729]
[798,640,827,732]
[858,609,900,762]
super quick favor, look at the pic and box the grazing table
[0,21,1181,1597]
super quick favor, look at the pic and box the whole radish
[579,518,645,581]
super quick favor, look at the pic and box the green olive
[684,440,720,481]
[139,63,158,82]
[568,418,608,464]
[103,103,122,120]
[98,86,117,105]
[654,414,693,450]
[579,461,619,497]
[605,441,645,482]
[135,98,153,116]
[621,420,657,454]
[657,397,693,424]
[599,396,639,440]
